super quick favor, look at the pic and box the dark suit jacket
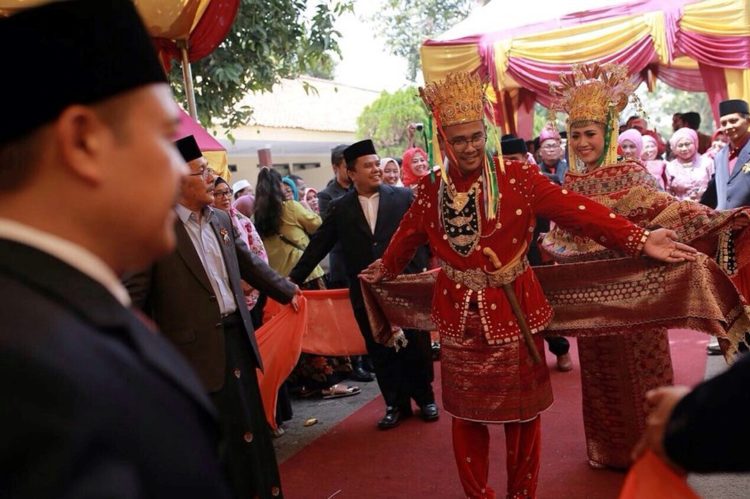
[317,177,351,285]
[290,184,429,310]
[127,208,296,392]
[714,138,750,209]
[0,239,231,498]
[664,350,750,472]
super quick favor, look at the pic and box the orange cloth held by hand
[619,450,699,499]
[256,296,307,430]
[257,290,367,428]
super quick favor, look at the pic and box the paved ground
[275,351,750,497]
[273,378,382,464]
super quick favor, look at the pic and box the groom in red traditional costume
[360,72,697,499]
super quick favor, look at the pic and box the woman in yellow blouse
[255,168,325,284]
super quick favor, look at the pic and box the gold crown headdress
[419,71,502,220]
[550,63,636,169]
[420,72,485,127]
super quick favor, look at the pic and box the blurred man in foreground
[0,1,231,497]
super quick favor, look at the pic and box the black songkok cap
[501,134,527,155]
[719,99,750,117]
[0,0,167,145]
[175,136,202,162]
[344,139,377,164]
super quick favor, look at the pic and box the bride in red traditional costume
[541,63,750,470]
[361,71,697,499]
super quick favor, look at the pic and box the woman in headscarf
[617,128,642,162]
[380,157,403,186]
[301,187,319,214]
[641,134,667,189]
[281,176,299,201]
[541,63,750,470]
[401,147,430,188]
[233,193,256,219]
[666,127,715,202]
[704,129,729,160]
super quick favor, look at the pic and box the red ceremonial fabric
[619,451,699,499]
[698,62,730,125]
[255,297,307,430]
[505,40,654,108]
[154,0,239,68]
[655,65,706,93]
[257,290,367,428]
[263,289,367,356]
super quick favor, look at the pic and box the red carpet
[280,330,709,498]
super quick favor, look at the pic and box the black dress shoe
[349,366,375,382]
[378,406,403,430]
[420,403,439,422]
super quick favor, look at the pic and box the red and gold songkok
[420,71,485,127]
[419,71,503,220]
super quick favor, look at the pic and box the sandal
[321,384,361,399]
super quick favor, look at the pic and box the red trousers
[452,416,541,499]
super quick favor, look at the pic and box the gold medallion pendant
[441,180,481,257]
[451,192,470,212]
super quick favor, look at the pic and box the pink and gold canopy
[422,0,750,137]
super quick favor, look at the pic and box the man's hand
[406,124,417,149]
[290,284,302,312]
[643,228,698,262]
[733,213,750,230]
[359,259,386,283]
[631,385,690,468]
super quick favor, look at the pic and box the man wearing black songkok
[127,134,300,499]
[709,99,750,210]
[290,139,438,429]
[0,1,231,497]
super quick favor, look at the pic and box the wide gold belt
[441,258,529,292]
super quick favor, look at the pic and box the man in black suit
[317,144,375,382]
[0,1,231,498]
[634,352,750,472]
[290,139,437,429]
[126,136,299,499]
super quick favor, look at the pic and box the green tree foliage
[371,0,480,82]
[629,81,713,137]
[168,0,352,131]
[357,87,430,158]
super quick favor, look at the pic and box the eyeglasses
[188,164,217,178]
[541,143,561,150]
[448,132,486,151]
[214,189,232,198]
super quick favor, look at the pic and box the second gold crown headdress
[550,63,634,126]
[550,63,637,169]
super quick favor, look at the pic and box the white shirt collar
[175,203,213,224]
[0,218,131,306]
